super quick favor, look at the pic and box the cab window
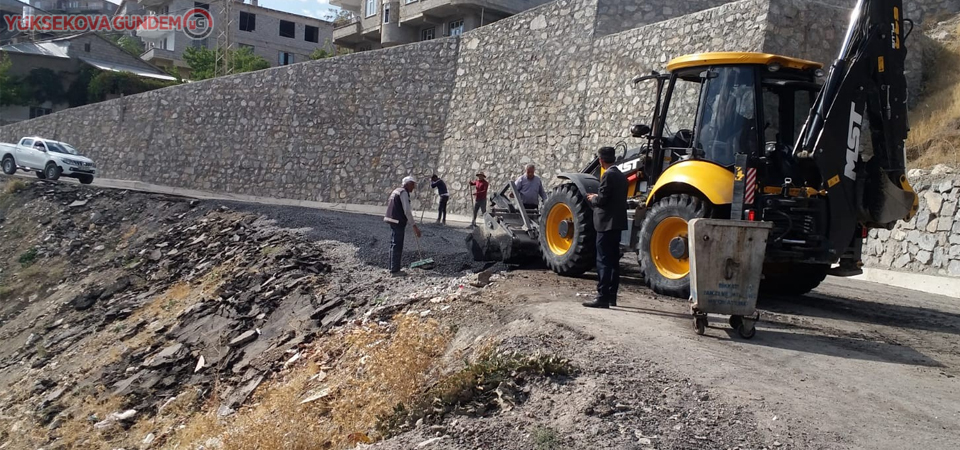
[21,138,34,147]
[694,66,758,167]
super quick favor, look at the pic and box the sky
[102,0,342,21]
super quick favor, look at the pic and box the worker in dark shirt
[430,174,449,225]
[469,172,489,227]
[582,147,628,308]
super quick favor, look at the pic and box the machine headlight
[63,159,80,166]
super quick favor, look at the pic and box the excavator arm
[795,0,917,257]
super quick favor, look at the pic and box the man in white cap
[384,176,422,275]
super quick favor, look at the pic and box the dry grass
[54,392,127,449]
[907,21,960,168]
[170,315,452,449]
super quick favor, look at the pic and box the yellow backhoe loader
[468,0,919,298]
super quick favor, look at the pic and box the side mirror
[631,124,651,138]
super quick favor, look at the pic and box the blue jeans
[390,223,406,273]
[596,230,621,300]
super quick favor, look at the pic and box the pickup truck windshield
[46,142,77,155]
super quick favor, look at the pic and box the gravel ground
[218,201,496,275]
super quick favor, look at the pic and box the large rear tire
[638,194,712,298]
[538,183,595,277]
[760,263,829,296]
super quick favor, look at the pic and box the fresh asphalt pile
[222,201,507,275]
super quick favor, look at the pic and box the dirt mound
[0,179,477,448]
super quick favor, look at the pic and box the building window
[83,42,91,52]
[304,25,319,43]
[279,51,294,66]
[421,27,435,41]
[239,11,256,32]
[194,1,209,10]
[382,3,390,24]
[365,0,375,17]
[239,43,254,51]
[448,19,464,36]
[279,20,295,38]
[29,107,52,119]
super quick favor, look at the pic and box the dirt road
[489,263,960,449]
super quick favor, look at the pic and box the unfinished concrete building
[331,0,554,51]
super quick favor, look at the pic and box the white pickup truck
[1,137,97,184]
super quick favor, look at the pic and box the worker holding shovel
[383,176,422,276]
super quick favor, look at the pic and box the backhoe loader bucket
[465,182,542,263]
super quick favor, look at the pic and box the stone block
[938,217,953,232]
[924,191,943,213]
[937,180,953,193]
[877,229,890,240]
[915,250,932,265]
[950,245,960,259]
[950,260,960,277]
[906,230,921,244]
[919,234,938,252]
[926,218,940,233]
[941,201,957,218]
[891,228,906,241]
[933,247,946,268]
[915,210,930,230]
[893,253,911,269]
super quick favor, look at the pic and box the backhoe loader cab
[469,0,918,300]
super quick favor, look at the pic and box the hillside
[908,14,960,168]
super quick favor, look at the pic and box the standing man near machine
[469,172,489,227]
[583,147,628,309]
[384,176,422,276]
[515,164,548,210]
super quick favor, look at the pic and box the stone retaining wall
[863,167,960,276]
[1,0,955,227]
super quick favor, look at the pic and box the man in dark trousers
[583,147,628,308]
[430,174,449,224]
[383,176,422,276]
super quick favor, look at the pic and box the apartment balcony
[136,0,172,8]
[140,47,177,65]
[136,22,173,40]
[330,0,361,14]
[332,19,363,45]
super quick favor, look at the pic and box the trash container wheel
[729,315,743,330]
[736,321,756,339]
[694,317,707,335]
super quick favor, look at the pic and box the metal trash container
[688,218,772,339]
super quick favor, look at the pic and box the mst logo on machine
[845,102,864,181]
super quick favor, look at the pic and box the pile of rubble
[0,182,444,432]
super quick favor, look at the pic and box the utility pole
[215,0,234,77]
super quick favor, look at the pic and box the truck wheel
[638,194,712,298]
[44,163,61,181]
[1,155,15,175]
[539,183,595,276]
[760,263,829,296]
[78,175,94,185]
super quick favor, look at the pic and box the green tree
[86,71,178,102]
[310,41,353,60]
[183,46,270,81]
[116,36,144,57]
[21,68,66,105]
[0,52,25,106]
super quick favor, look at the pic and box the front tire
[1,155,15,175]
[538,183,595,277]
[78,175,94,185]
[638,194,712,298]
[44,163,61,181]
